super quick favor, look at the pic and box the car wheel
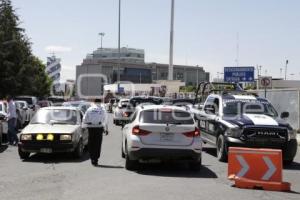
[284,159,294,165]
[121,143,125,158]
[74,139,84,158]
[217,134,227,162]
[18,147,30,160]
[125,143,138,170]
[189,159,202,171]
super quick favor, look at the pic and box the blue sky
[12,0,300,81]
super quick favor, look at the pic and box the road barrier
[228,147,291,191]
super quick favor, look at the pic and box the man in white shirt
[6,96,18,145]
[83,99,108,166]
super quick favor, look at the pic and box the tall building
[46,56,61,88]
[76,47,209,96]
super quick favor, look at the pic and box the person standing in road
[6,96,18,145]
[83,99,108,166]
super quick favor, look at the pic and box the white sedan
[113,98,129,126]
[122,105,202,171]
[18,107,88,160]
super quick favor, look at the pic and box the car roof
[136,105,190,112]
[40,106,79,111]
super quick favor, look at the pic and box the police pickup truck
[194,83,297,163]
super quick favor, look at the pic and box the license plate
[40,148,52,153]
[160,133,174,142]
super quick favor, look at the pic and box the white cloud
[45,45,72,53]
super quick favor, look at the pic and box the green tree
[0,0,51,98]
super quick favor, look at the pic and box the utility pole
[168,0,175,81]
[285,59,288,80]
[117,0,121,82]
[99,32,105,49]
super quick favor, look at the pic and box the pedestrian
[83,99,108,166]
[6,95,18,145]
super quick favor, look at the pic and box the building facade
[76,47,209,96]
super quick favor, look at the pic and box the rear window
[15,97,33,105]
[140,109,194,124]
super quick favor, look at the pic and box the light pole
[168,0,175,81]
[117,0,121,82]
[285,59,288,80]
[99,32,105,49]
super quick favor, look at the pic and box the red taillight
[183,128,200,138]
[123,112,129,117]
[132,125,151,136]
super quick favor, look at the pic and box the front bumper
[18,141,76,153]
[226,136,298,161]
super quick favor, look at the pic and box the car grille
[242,126,287,143]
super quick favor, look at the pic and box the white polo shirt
[82,104,107,129]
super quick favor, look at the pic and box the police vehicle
[194,82,298,163]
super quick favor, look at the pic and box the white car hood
[22,124,79,134]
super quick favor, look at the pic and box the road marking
[236,155,249,177]
[262,156,276,180]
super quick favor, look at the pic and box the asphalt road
[0,114,300,200]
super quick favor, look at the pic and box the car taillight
[183,128,200,137]
[123,112,130,117]
[132,125,151,136]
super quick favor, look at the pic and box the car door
[122,111,137,151]
[200,96,220,145]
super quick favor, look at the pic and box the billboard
[224,67,255,82]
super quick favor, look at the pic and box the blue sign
[224,67,255,82]
[118,87,125,93]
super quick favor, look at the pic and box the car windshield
[140,109,194,124]
[30,109,77,125]
[17,102,25,108]
[223,100,278,117]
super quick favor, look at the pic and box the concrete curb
[297,134,300,146]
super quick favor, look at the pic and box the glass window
[31,109,78,125]
[140,109,194,124]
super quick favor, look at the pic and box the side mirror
[281,111,289,119]
[204,106,215,114]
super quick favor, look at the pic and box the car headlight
[225,128,243,138]
[288,129,297,140]
[47,134,54,141]
[21,134,32,140]
[60,134,72,141]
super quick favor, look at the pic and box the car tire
[189,159,202,171]
[283,159,294,165]
[121,143,125,158]
[217,134,227,162]
[125,143,138,170]
[74,139,84,158]
[18,147,30,160]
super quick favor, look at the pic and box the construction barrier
[228,147,291,191]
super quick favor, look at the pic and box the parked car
[62,101,91,114]
[113,98,129,126]
[18,107,88,159]
[15,101,31,126]
[15,96,40,121]
[106,98,118,113]
[122,105,202,170]
[37,100,53,108]
[0,101,8,144]
[119,96,163,125]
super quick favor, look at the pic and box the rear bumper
[226,137,298,161]
[128,148,201,161]
[18,141,76,153]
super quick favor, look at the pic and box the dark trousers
[8,118,18,145]
[88,127,103,162]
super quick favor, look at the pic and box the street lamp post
[168,0,175,81]
[117,0,121,82]
[99,32,105,49]
[285,60,288,80]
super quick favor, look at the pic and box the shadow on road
[202,147,217,157]
[0,144,8,153]
[97,164,124,169]
[284,161,300,170]
[23,151,90,164]
[135,162,218,178]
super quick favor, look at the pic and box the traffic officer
[83,99,108,166]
